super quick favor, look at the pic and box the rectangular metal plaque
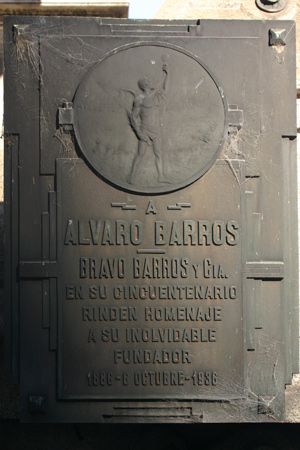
[4,17,298,422]
[57,159,243,400]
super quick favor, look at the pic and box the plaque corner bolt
[269,28,287,46]
[12,24,30,38]
[257,396,275,415]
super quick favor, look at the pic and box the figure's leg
[126,141,147,184]
[153,138,170,183]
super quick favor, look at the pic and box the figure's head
[138,76,154,91]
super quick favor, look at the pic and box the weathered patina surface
[4,17,298,422]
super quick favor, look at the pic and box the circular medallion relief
[73,42,227,193]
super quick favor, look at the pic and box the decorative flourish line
[167,202,192,210]
[111,202,136,210]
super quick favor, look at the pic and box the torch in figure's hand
[161,54,169,92]
[161,54,169,74]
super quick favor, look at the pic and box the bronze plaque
[4,17,298,422]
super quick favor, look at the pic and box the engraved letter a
[145,200,157,215]
[88,329,97,343]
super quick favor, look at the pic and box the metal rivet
[12,24,30,37]
[256,0,287,13]
[269,29,287,46]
